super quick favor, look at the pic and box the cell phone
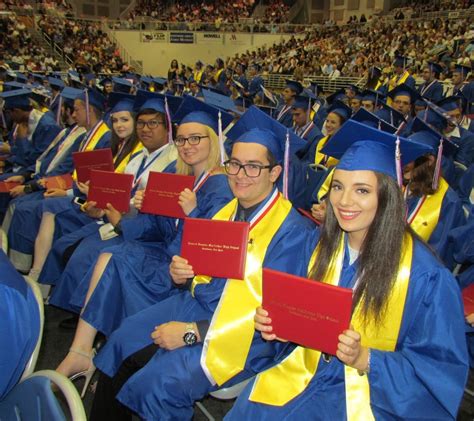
[73,197,87,206]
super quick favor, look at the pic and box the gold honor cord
[193,193,292,386]
[250,234,413,421]
[409,177,448,241]
[72,121,110,182]
[114,142,143,174]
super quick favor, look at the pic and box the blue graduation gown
[456,163,474,210]
[407,185,466,269]
[7,111,61,170]
[226,240,469,421]
[248,76,264,98]
[47,174,234,320]
[451,127,474,168]
[0,251,40,399]
[275,104,294,128]
[93,195,316,420]
[417,80,444,103]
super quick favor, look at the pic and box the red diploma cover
[0,181,21,192]
[141,172,196,218]
[72,148,114,183]
[297,208,321,225]
[462,284,474,315]
[44,174,74,190]
[181,218,250,280]
[262,268,353,355]
[87,170,134,213]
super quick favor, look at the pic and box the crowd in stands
[0,13,60,72]
[37,15,124,73]
[224,16,473,80]
[392,0,471,19]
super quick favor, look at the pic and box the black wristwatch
[183,323,197,346]
[113,220,123,235]
[23,184,33,194]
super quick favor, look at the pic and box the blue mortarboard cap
[393,55,410,68]
[202,89,240,114]
[416,106,449,131]
[409,117,457,156]
[351,108,397,133]
[309,81,323,96]
[325,89,347,105]
[438,95,463,112]
[150,92,184,117]
[376,102,406,127]
[108,92,135,114]
[77,88,106,112]
[234,96,252,109]
[346,84,360,94]
[135,90,166,114]
[0,88,32,110]
[140,76,154,87]
[322,120,431,179]
[31,73,45,83]
[196,60,204,66]
[249,63,262,71]
[47,76,65,90]
[3,81,28,91]
[387,83,420,103]
[226,106,306,163]
[15,72,27,83]
[98,77,112,86]
[453,64,471,77]
[292,94,315,110]
[198,84,225,95]
[173,95,233,134]
[327,100,352,121]
[60,87,82,105]
[153,77,167,86]
[68,71,81,82]
[426,61,443,75]
[414,98,427,108]
[84,73,96,83]
[112,77,133,94]
[361,89,385,104]
[369,66,382,78]
[285,79,303,95]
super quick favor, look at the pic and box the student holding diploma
[225,120,469,420]
[83,106,313,420]
[54,96,234,387]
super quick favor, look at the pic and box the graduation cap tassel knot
[395,136,403,187]
[218,110,225,166]
[84,89,90,127]
[283,130,290,199]
[432,137,443,191]
[164,98,173,145]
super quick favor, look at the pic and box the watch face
[183,331,197,346]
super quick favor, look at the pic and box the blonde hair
[175,124,225,175]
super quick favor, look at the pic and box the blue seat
[0,370,86,421]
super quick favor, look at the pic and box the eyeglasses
[223,160,273,178]
[174,135,209,147]
[136,120,165,129]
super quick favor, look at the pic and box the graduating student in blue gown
[417,61,444,103]
[54,96,235,383]
[0,88,62,180]
[245,63,264,99]
[37,91,176,288]
[275,80,303,128]
[6,88,113,272]
[404,117,466,269]
[226,120,468,421]
[0,250,40,400]
[85,106,315,421]
[1,87,87,234]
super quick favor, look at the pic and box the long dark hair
[309,171,407,325]
[408,155,436,196]
[110,111,139,170]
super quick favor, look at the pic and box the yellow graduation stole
[114,142,143,174]
[314,136,338,168]
[387,71,411,105]
[72,121,110,182]
[193,70,203,83]
[408,177,448,241]
[192,191,292,386]
[250,233,413,421]
[214,69,224,83]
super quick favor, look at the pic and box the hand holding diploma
[169,255,194,285]
[178,188,197,216]
[133,189,145,210]
[337,326,370,372]
[254,306,288,342]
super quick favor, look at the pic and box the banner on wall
[141,32,168,43]
[196,32,224,44]
[170,32,195,44]
[225,33,253,46]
